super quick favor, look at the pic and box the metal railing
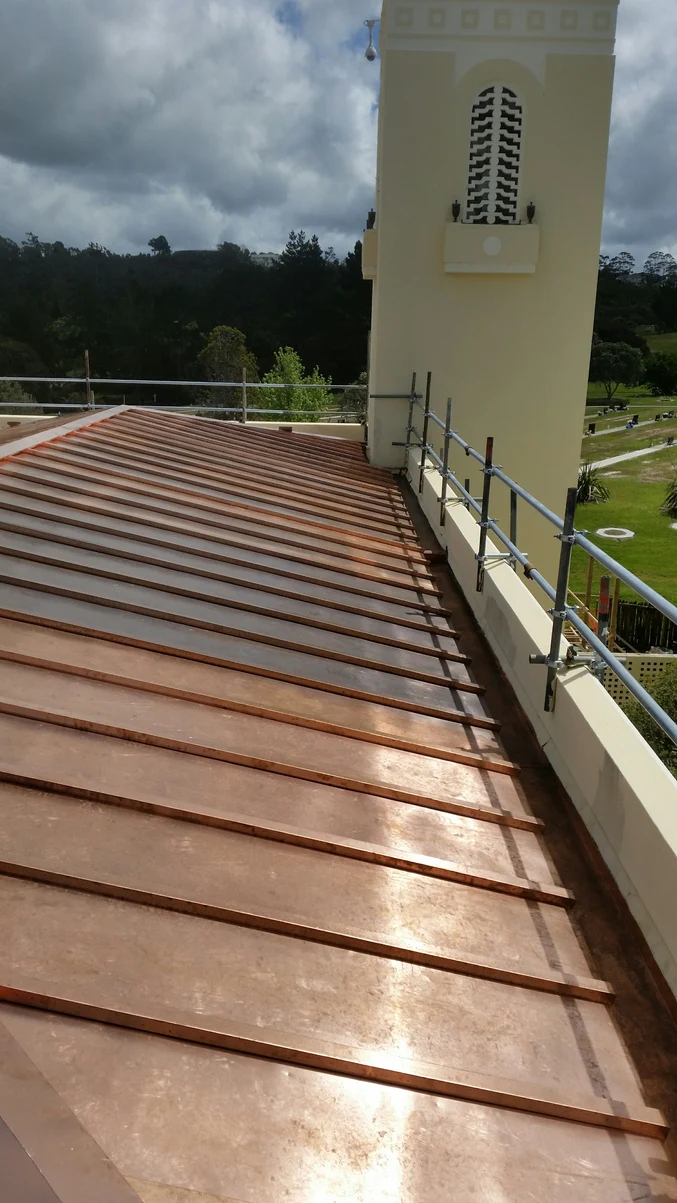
[0,373,367,423]
[395,373,677,750]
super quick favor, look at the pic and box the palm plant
[577,463,610,505]
[661,471,677,518]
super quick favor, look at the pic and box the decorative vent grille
[466,86,523,225]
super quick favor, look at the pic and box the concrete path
[591,442,676,470]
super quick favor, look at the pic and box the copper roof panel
[0,408,674,1200]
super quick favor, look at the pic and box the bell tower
[364,0,619,574]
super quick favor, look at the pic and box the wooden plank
[0,526,464,661]
[0,555,481,692]
[0,620,507,763]
[0,479,447,608]
[0,663,526,813]
[0,881,659,1135]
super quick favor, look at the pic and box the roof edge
[0,406,126,463]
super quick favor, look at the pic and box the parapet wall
[410,448,677,1007]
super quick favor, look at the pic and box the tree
[624,663,677,779]
[606,252,636,278]
[148,235,171,257]
[589,339,643,402]
[258,347,333,421]
[0,226,370,400]
[340,371,368,420]
[642,251,677,282]
[0,380,40,410]
[652,278,677,334]
[196,325,259,411]
[644,352,677,397]
[0,337,47,377]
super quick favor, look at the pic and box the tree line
[3,229,677,413]
[0,230,371,413]
[591,249,677,401]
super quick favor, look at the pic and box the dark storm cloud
[0,0,673,259]
[602,0,677,266]
[0,0,377,252]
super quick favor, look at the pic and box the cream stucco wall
[411,446,677,1006]
[367,0,619,580]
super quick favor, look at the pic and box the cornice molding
[385,1,618,77]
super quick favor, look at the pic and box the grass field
[646,331,677,355]
[572,336,677,604]
[569,453,677,604]
[585,381,653,407]
[581,418,677,464]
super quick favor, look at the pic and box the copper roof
[0,406,676,1202]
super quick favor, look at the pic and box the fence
[398,371,677,751]
[614,600,677,653]
[0,369,367,423]
[604,655,676,709]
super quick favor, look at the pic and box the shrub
[662,472,677,519]
[258,347,333,422]
[0,380,41,411]
[624,662,677,778]
[577,463,610,505]
[644,351,677,397]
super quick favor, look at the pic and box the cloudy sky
[0,0,673,265]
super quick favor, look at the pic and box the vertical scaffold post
[406,371,417,443]
[609,576,621,649]
[439,397,452,526]
[544,485,578,711]
[584,554,595,627]
[510,489,518,570]
[476,436,494,593]
[241,366,248,424]
[418,371,432,494]
[84,350,93,410]
[598,575,611,646]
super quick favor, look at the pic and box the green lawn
[586,381,653,407]
[582,418,677,464]
[569,469,677,605]
[570,332,677,606]
[646,332,677,355]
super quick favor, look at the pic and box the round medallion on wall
[483,236,503,257]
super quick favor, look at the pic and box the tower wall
[367,0,619,577]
